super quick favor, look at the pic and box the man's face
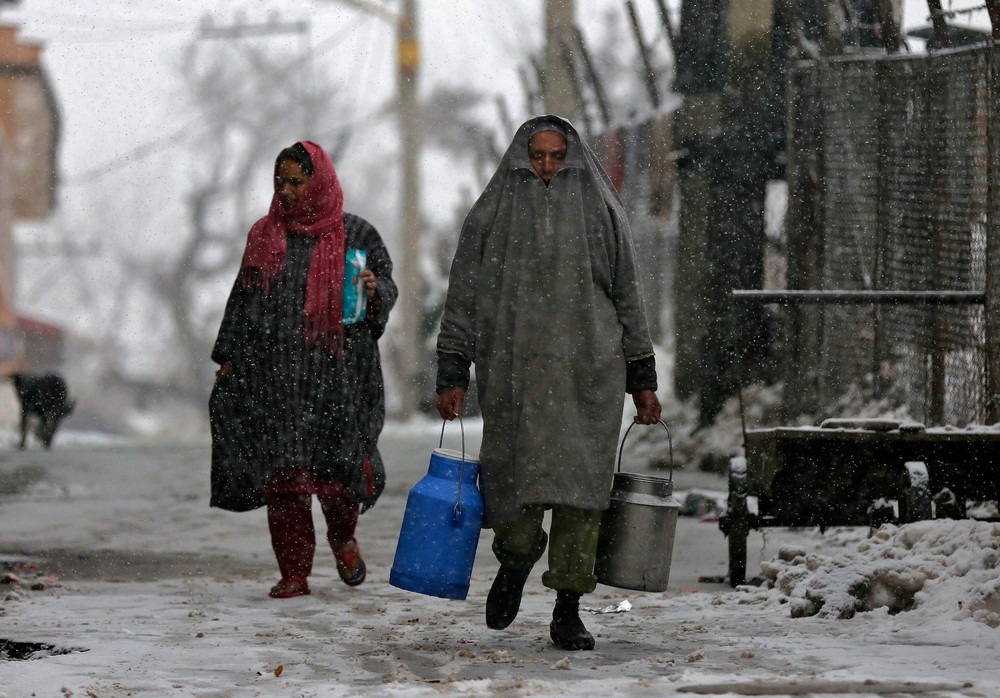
[528,130,567,183]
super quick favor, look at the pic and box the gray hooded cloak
[436,115,655,527]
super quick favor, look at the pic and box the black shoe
[549,590,595,651]
[486,565,533,630]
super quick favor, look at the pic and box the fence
[783,45,1000,426]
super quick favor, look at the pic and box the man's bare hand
[436,387,466,421]
[632,389,661,425]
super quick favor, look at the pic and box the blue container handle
[617,419,673,483]
[439,415,468,523]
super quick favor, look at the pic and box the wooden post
[559,40,593,134]
[783,62,825,419]
[876,0,901,53]
[396,0,421,415]
[517,65,541,115]
[625,0,661,108]
[924,0,950,50]
[986,0,1000,40]
[571,25,612,128]
[529,54,547,113]
[653,0,677,55]
[926,58,948,423]
[986,47,1000,421]
[544,0,576,118]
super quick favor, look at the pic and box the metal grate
[786,47,994,426]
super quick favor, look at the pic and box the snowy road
[0,421,997,696]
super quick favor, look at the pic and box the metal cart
[718,288,1000,586]
[719,419,1000,585]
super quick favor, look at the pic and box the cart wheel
[727,457,750,587]
[898,461,932,524]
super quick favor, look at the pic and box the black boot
[549,590,595,651]
[485,565,533,629]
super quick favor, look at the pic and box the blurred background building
[0,20,62,425]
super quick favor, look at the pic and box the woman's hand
[436,387,466,421]
[360,268,377,299]
[632,389,661,425]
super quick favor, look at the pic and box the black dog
[10,373,74,449]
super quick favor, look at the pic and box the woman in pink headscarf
[209,141,397,599]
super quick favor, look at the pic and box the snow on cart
[720,289,1000,587]
[719,418,1000,586]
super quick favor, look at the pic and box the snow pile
[753,520,1000,625]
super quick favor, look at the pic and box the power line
[197,17,310,39]
[5,12,194,41]
[17,30,191,45]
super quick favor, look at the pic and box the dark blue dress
[209,213,397,512]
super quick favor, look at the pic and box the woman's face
[275,159,311,210]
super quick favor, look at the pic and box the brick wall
[0,23,59,221]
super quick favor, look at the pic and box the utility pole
[543,0,576,118]
[396,0,421,416]
[323,0,421,416]
[625,0,661,109]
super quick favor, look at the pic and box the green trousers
[491,505,602,595]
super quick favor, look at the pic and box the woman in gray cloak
[210,141,397,599]
[436,116,661,650]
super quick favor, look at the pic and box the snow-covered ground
[1,418,999,696]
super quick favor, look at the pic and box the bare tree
[131,34,350,400]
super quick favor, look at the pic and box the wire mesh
[787,47,993,426]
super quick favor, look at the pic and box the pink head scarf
[239,141,346,352]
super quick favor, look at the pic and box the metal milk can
[595,420,680,592]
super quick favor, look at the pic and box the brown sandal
[333,539,367,586]
[269,576,311,598]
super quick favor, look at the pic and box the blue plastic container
[390,447,483,600]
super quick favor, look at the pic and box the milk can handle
[439,416,467,521]
[616,419,673,482]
